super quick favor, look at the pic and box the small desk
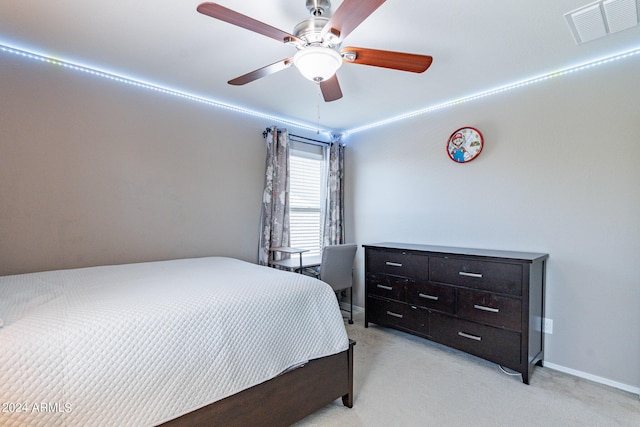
[269,247,321,273]
[268,247,308,272]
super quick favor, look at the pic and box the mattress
[0,257,349,426]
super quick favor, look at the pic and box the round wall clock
[447,127,483,163]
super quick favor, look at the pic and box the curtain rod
[263,127,329,146]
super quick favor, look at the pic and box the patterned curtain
[322,136,345,246]
[258,126,291,265]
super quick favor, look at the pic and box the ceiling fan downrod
[306,0,331,17]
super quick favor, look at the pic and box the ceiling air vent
[565,0,639,44]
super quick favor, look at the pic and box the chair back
[320,244,357,292]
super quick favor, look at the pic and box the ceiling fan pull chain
[317,88,322,134]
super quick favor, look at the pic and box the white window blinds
[289,141,326,257]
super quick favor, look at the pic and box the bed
[0,256,354,426]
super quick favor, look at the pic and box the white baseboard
[543,362,640,397]
[342,302,639,398]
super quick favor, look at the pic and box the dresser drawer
[367,249,428,281]
[367,297,430,336]
[430,256,522,296]
[366,297,410,329]
[457,290,521,331]
[366,273,407,302]
[406,282,455,314]
[430,313,521,368]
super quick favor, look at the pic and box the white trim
[543,361,640,397]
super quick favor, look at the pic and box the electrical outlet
[543,318,553,334]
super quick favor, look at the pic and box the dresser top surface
[363,242,549,263]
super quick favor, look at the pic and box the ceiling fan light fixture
[293,46,343,82]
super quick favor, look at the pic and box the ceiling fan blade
[341,47,433,73]
[320,75,343,102]
[197,2,301,44]
[321,0,386,40]
[228,58,293,85]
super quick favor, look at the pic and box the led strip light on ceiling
[0,43,333,136]
[1,42,639,138]
[343,45,640,137]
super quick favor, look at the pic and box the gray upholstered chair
[305,244,357,324]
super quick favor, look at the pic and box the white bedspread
[0,257,349,426]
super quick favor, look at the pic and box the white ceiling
[1,1,639,133]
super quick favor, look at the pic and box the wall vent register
[363,243,548,384]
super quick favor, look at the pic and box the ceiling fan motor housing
[293,17,339,48]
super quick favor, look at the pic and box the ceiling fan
[197,0,433,102]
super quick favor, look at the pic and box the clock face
[447,127,483,163]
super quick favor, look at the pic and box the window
[289,141,326,257]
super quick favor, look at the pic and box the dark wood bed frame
[160,340,355,427]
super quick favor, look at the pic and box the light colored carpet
[295,312,640,427]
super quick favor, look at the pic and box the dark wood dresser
[363,242,548,384]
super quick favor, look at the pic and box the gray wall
[1,51,269,274]
[345,57,640,392]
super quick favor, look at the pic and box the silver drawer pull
[386,311,403,319]
[377,284,393,291]
[474,304,500,313]
[418,293,439,301]
[385,261,403,267]
[458,331,482,341]
[459,272,483,278]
